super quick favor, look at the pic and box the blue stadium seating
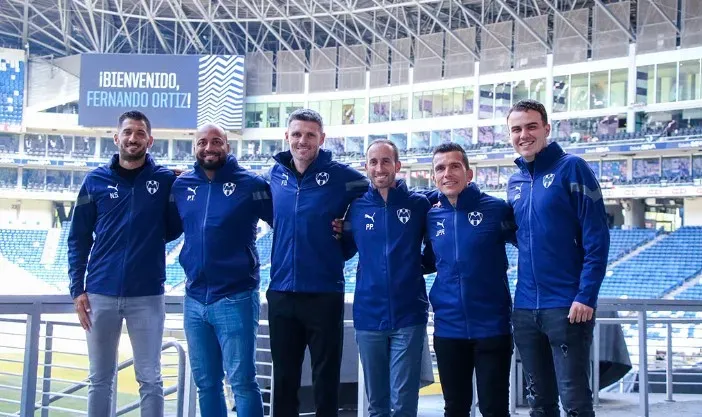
[4,226,702,303]
[0,58,24,127]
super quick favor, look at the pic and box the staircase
[663,271,702,299]
[606,233,668,270]
[40,228,62,265]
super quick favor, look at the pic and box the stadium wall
[26,56,79,114]
[684,198,702,226]
[0,199,53,228]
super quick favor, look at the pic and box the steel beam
[593,0,636,42]
[138,0,172,53]
[542,0,591,47]
[371,0,443,63]
[414,1,480,61]
[493,0,550,51]
[189,0,236,53]
[646,0,680,34]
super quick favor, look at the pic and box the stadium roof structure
[0,0,675,70]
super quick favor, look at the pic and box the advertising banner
[79,53,244,130]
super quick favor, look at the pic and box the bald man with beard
[170,123,273,417]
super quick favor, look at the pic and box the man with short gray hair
[267,109,369,416]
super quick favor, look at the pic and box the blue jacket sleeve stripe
[572,162,610,308]
[67,180,97,299]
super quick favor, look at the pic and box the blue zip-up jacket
[68,154,182,299]
[268,149,369,293]
[507,141,610,310]
[172,155,273,304]
[425,183,516,339]
[342,180,431,331]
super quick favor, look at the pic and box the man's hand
[74,293,92,331]
[568,301,594,324]
[332,218,344,236]
[171,168,184,177]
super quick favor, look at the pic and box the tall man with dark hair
[68,110,182,416]
[171,123,272,417]
[424,142,516,417]
[506,99,610,417]
[341,139,432,417]
[267,109,369,416]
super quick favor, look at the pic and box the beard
[119,143,147,162]
[197,152,227,170]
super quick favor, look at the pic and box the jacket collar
[515,141,565,175]
[109,153,155,172]
[192,154,242,182]
[273,149,333,177]
[438,182,481,210]
[365,179,410,206]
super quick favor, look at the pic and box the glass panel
[392,95,408,121]
[494,83,511,118]
[245,103,259,128]
[346,137,364,154]
[46,169,71,191]
[151,139,168,159]
[369,134,388,143]
[638,109,702,135]
[570,73,589,111]
[610,69,628,107]
[255,103,268,127]
[693,156,702,179]
[371,97,390,122]
[452,128,472,146]
[323,137,345,154]
[430,130,451,147]
[267,103,281,127]
[73,136,96,159]
[632,158,660,180]
[242,140,261,156]
[661,156,691,181]
[590,71,609,109]
[432,90,443,118]
[452,87,465,115]
[478,126,496,144]
[389,133,407,151]
[23,168,45,190]
[531,78,547,103]
[0,167,17,188]
[0,133,19,154]
[410,170,432,189]
[174,139,193,161]
[553,77,568,112]
[317,101,332,125]
[24,134,47,157]
[72,170,87,191]
[101,138,118,158]
[475,166,498,190]
[262,140,283,155]
[656,62,677,103]
[601,160,628,181]
[411,131,430,148]
[678,60,701,102]
[329,100,343,126]
[512,80,529,103]
[47,134,72,157]
[587,161,601,178]
[478,84,494,119]
[498,166,519,186]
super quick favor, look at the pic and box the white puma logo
[187,186,198,195]
[437,219,445,228]
[107,184,118,191]
[364,213,376,223]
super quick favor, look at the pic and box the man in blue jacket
[68,110,182,416]
[171,123,273,417]
[267,109,369,416]
[506,99,610,417]
[341,139,431,417]
[425,142,516,417]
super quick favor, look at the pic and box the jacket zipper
[120,184,134,297]
[384,203,393,329]
[527,174,539,309]
[293,180,300,290]
[203,181,212,304]
[453,209,470,336]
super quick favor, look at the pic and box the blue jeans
[85,293,165,417]
[513,308,595,417]
[355,324,426,417]
[183,291,263,417]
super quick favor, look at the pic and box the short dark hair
[366,139,400,162]
[287,108,324,131]
[507,99,548,125]
[432,142,470,171]
[118,110,152,135]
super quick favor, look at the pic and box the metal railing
[1,296,702,417]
